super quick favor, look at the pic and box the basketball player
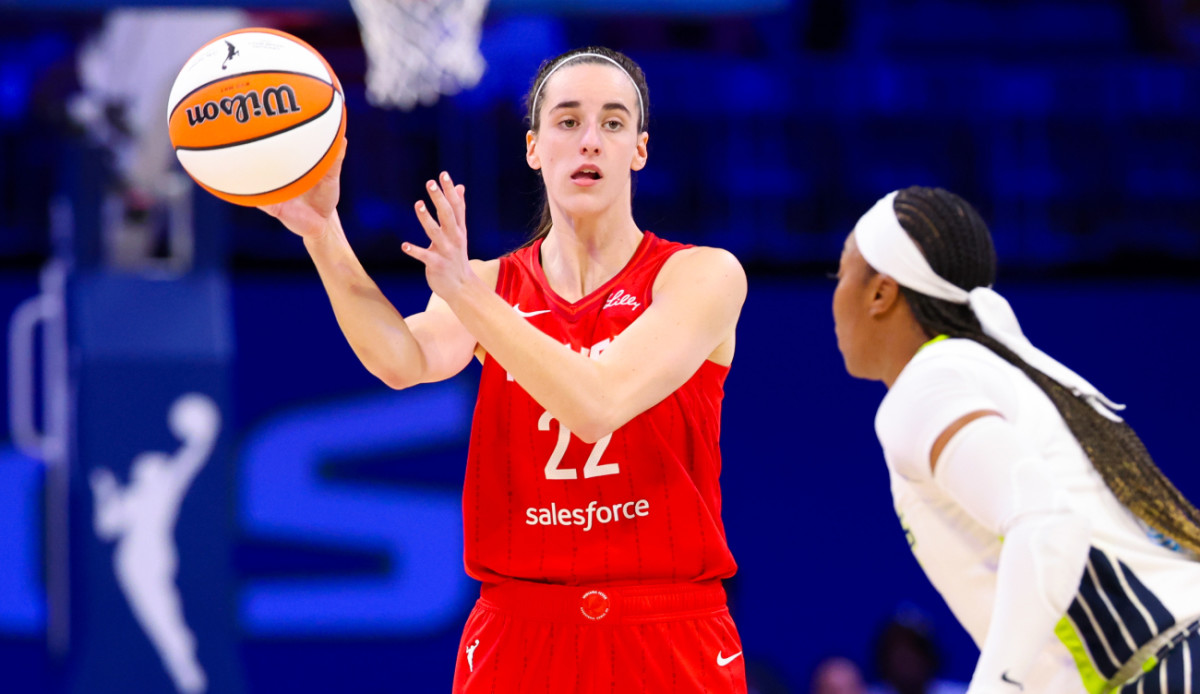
[261,47,748,693]
[832,186,1200,694]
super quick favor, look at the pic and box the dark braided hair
[889,185,1200,556]
[518,46,649,247]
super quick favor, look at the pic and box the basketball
[166,28,346,207]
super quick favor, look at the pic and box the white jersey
[877,338,1200,693]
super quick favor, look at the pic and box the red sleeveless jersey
[463,232,738,586]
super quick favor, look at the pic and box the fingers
[327,136,348,179]
[414,171,468,242]
[413,197,446,245]
[439,174,466,232]
[424,173,460,239]
[409,171,467,270]
[400,239,432,264]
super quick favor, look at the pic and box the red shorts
[452,579,747,694]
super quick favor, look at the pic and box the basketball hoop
[348,0,489,110]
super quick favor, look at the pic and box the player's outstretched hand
[258,136,347,240]
[404,171,471,300]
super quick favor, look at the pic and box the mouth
[571,165,602,181]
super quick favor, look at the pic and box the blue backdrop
[0,273,1196,692]
[1,1,1199,692]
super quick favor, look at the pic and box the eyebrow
[549,100,633,117]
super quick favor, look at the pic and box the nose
[579,120,601,155]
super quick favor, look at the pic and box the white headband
[530,52,645,130]
[854,191,1124,420]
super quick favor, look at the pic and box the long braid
[892,186,1200,557]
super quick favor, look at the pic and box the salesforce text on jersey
[525,499,650,532]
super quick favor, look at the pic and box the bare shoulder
[656,245,747,298]
[470,257,502,291]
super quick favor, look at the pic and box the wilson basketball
[166,28,346,207]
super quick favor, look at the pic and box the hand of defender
[258,136,347,239]
[403,171,471,300]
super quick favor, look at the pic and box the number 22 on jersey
[538,410,619,480]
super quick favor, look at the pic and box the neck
[540,204,643,302]
[879,317,933,389]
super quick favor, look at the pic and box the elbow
[551,381,632,443]
[1050,510,1093,561]
[348,338,425,391]
[570,406,624,444]
[369,364,420,391]
[1008,508,1091,548]
[1059,509,1092,539]
[358,348,426,391]
[1036,507,1091,543]
[572,387,648,442]
[1005,509,1092,613]
[94,517,121,541]
[573,422,612,445]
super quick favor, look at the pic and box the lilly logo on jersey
[185,84,300,127]
[603,290,641,312]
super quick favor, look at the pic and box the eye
[603,119,623,131]
[559,118,578,129]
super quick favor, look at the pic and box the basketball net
[349,0,489,109]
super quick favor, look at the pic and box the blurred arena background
[1,1,1198,692]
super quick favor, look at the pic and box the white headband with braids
[854,191,1124,420]
[530,52,645,130]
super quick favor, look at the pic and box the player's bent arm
[303,214,485,388]
[88,469,126,538]
[968,514,1091,694]
[933,414,1091,694]
[403,259,499,386]
[449,246,746,442]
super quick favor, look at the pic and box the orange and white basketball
[166,28,346,207]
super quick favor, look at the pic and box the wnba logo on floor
[184,85,300,127]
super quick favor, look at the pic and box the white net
[349,0,489,110]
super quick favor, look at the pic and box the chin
[561,195,611,219]
[838,352,871,381]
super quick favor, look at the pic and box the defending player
[262,47,748,693]
[831,186,1200,694]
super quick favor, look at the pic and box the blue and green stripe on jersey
[1057,547,1176,693]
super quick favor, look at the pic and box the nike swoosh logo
[513,304,551,318]
[716,651,743,667]
[1000,672,1024,691]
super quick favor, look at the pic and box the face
[832,231,879,379]
[525,62,649,220]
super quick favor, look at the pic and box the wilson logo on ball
[167,28,346,207]
[184,85,301,127]
[168,70,335,150]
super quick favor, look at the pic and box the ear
[526,130,541,171]
[866,274,904,318]
[631,131,649,172]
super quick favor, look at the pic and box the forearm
[969,512,1090,693]
[449,273,616,441]
[929,416,1092,693]
[303,212,428,388]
